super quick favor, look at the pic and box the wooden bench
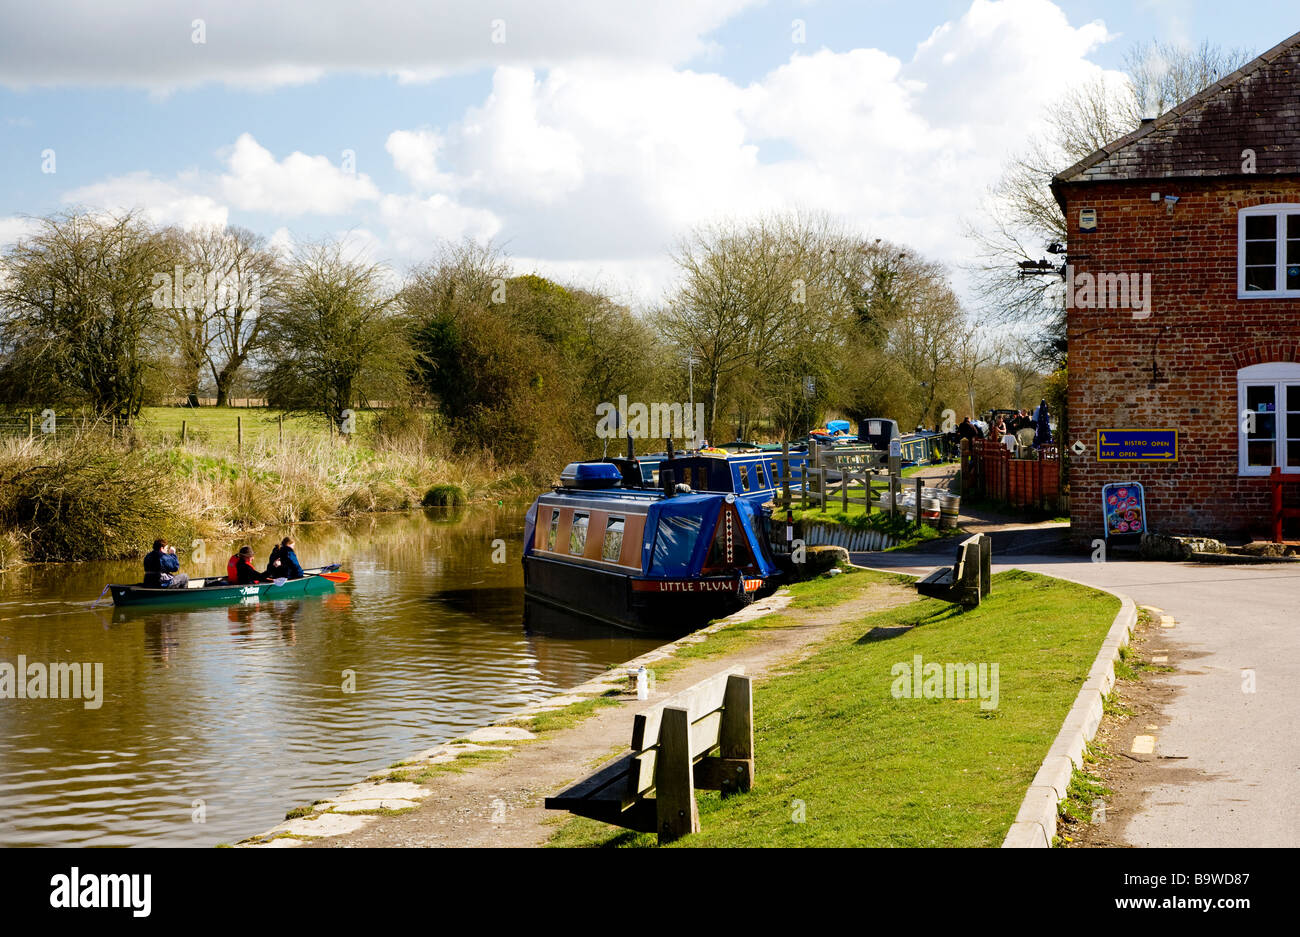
[544,666,754,844]
[916,533,991,608]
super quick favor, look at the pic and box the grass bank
[0,406,535,565]
[550,568,1120,847]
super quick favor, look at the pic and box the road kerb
[1002,590,1137,847]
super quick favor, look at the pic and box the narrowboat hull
[107,572,336,607]
[523,554,765,634]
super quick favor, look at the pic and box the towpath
[242,577,915,848]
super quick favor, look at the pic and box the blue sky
[1,1,1297,304]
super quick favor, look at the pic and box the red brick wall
[1057,177,1300,541]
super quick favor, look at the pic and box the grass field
[549,568,1119,848]
[133,406,373,447]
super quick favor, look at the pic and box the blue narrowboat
[523,461,781,633]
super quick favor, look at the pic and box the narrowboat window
[570,513,589,554]
[769,460,779,484]
[547,509,559,551]
[651,514,703,572]
[603,517,625,563]
[739,465,751,491]
[755,462,767,488]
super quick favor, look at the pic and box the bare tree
[0,210,168,418]
[170,225,283,407]
[965,39,1255,362]
[260,241,414,429]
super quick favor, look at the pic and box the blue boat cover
[642,493,775,578]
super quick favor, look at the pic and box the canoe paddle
[318,571,350,583]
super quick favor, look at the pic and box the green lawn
[133,406,374,446]
[549,569,1119,848]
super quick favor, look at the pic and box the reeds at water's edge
[0,426,534,566]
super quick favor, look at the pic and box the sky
[1,0,1297,309]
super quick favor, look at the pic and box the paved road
[852,548,1300,847]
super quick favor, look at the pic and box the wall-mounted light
[1164,194,1180,216]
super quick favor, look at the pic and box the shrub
[0,434,184,562]
[422,484,466,507]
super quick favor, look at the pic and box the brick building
[1053,29,1300,542]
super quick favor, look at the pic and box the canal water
[0,505,663,847]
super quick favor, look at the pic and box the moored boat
[106,566,342,607]
[522,461,780,633]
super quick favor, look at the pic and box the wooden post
[915,477,924,531]
[841,462,848,512]
[781,440,790,507]
[979,534,992,598]
[237,416,243,455]
[719,675,754,794]
[819,467,827,513]
[655,706,700,844]
[28,413,33,441]
[181,419,187,444]
[111,415,117,440]
[278,413,284,445]
[888,474,897,519]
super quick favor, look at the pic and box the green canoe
[107,567,340,608]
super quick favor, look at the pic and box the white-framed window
[1238,204,1300,297]
[1238,362,1300,475]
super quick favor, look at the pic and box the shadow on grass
[856,603,966,643]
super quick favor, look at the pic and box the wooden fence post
[655,706,700,844]
[915,477,923,531]
[28,413,33,441]
[279,413,284,445]
[719,675,754,795]
[237,416,243,455]
[181,419,187,444]
[781,440,791,507]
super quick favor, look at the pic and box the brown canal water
[0,505,664,847]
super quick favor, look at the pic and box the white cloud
[385,130,457,193]
[0,0,757,91]
[60,172,229,228]
[0,215,41,247]
[378,193,501,257]
[381,0,1121,284]
[21,1,1131,306]
[218,134,379,216]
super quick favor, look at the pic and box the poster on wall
[1102,482,1146,539]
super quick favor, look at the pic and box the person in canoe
[265,536,304,580]
[231,546,276,584]
[143,538,189,589]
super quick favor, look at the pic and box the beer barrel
[939,493,960,529]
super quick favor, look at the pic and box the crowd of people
[142,536,305,590]
[955,399,1054,451]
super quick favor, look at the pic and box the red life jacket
[227,555,239,582]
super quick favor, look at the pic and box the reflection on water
[0,505,663,847]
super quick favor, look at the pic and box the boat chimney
[661,467,676,498]
[626,433,634,460]
[666,438,675,460]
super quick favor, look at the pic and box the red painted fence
[962,439,1062,512]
